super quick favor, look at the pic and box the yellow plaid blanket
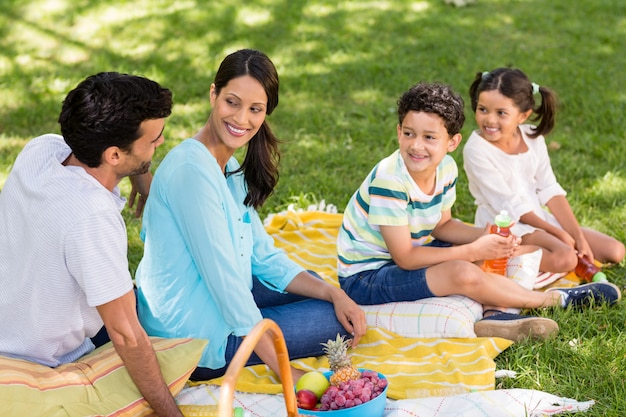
[197,210,512,400]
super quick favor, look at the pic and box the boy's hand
[473,232,520,261]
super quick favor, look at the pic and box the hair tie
[531,82,540,95]
[482,71,489,80]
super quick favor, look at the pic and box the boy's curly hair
[397,82,465,136]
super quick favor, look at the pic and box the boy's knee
[451,261,484,286]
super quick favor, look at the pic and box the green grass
[1,0,624,414]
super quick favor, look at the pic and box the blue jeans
[190,273,350,381]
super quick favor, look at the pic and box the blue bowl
[297,369,388,417]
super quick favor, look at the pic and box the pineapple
[321,334,361,386]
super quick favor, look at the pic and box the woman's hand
[328,288,367,347]
[285,271,367,346]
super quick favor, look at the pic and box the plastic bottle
[575,255,607,283]
[482,210,513,276]
[178,405,249,417]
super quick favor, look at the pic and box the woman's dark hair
[215,49,280,209]
[468,68,558,138]
[58,72,172,167]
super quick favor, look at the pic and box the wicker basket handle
[218,318,299,417]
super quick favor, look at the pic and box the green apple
[295,371,329,398]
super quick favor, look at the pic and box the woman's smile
[225,122,248,137]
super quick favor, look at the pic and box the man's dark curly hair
[397,82,465,136]
[58,72,173,167]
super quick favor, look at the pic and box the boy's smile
[397,111,461,191]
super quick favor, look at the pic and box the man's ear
[447,133,462,152]
[102,146,122,167]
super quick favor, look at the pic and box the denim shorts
[339,240,450,305]
[340,263,435,305]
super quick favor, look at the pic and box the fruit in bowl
[322,334,362,387]
[296,334,388,416]
[296,388,319,410]
[318,369,387,411]
[296,371,330,398]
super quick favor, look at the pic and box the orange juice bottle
[483,210,512,276]
[575,255,607,283]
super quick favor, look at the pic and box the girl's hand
[574,236,594,262]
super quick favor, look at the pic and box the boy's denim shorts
[339,240,450,305]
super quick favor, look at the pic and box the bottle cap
[592,271,608,282]
[494,210,512,227]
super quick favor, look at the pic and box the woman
[135,49,366,382]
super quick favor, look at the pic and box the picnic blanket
[177,208,593,416]
[176,385,594,417]
[197,326,511,400]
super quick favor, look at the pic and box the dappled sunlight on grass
[351,88,388,105]
[237,6,272,26]
[0,137,27,189]
[576,172,626,238]
[589,171,626,200]
[410,2,430,12]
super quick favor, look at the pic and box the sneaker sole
[474,317,559,342]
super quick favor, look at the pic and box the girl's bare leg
[522,230,578,273]
[582,227,625,264]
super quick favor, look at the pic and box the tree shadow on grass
[0,0,623,217]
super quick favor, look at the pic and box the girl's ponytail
[529,85,558,138]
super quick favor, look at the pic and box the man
[0,72,184,417]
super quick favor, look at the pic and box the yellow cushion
[0,337,207,417]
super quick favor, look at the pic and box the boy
[337,82,620,341]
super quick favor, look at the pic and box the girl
[135,49,366,383]
[463,68,624,274]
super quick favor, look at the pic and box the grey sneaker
[547,282,622,308]
[474,311,559,342]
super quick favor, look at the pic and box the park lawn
[1,0,624,415]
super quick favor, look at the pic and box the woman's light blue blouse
[135,139,303,369]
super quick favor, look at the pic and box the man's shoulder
[16,134,67,161]
[24,133,66,150]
